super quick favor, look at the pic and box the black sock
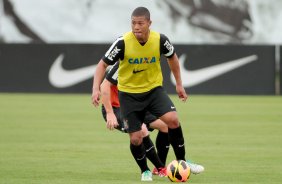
[156,131,170,165]
[168,125,186,160]
[130,143,149,173]
[143,135,164,169]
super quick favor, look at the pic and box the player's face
[131,16,151,43]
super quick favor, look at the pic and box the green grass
[0,93,282,184]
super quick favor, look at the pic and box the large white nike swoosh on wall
[49,53,257,88]
[171,54,258,87]
[48,54,97,88]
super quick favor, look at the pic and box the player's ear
[148,20,152,27]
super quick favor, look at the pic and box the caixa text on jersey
[128,57,157,64]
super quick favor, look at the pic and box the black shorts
[118,86,176,133]
[101,105,158,133]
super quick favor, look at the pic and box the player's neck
[137,30,150,45]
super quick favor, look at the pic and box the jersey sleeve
[160,34,175,58]
[102,37,125,65]
[105,61,119,85]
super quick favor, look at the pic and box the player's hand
[176,85,188,102]
[92,88,101,107]
[106,112,118,130]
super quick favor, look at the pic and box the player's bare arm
[167,53,188,102]
[100,79,118,130]
[92,59,109,107]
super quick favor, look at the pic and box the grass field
[0,93,282,184]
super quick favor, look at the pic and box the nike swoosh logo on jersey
[48,53,257,88]
[133,69,146,74]
[171,54,258,87]
[48,54,97,88]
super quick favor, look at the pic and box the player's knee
[161,112,180,129]
[168,117,179,129]
[130,137,142,145]
[159,122,168,132]
[129,132,143,145]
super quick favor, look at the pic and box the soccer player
[92,7,204,181]
[100,61,169,177]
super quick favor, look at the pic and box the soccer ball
[167,160,191,182]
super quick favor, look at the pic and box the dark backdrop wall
[0,44,277,95]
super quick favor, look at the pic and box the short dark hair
[131,7,150,20]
